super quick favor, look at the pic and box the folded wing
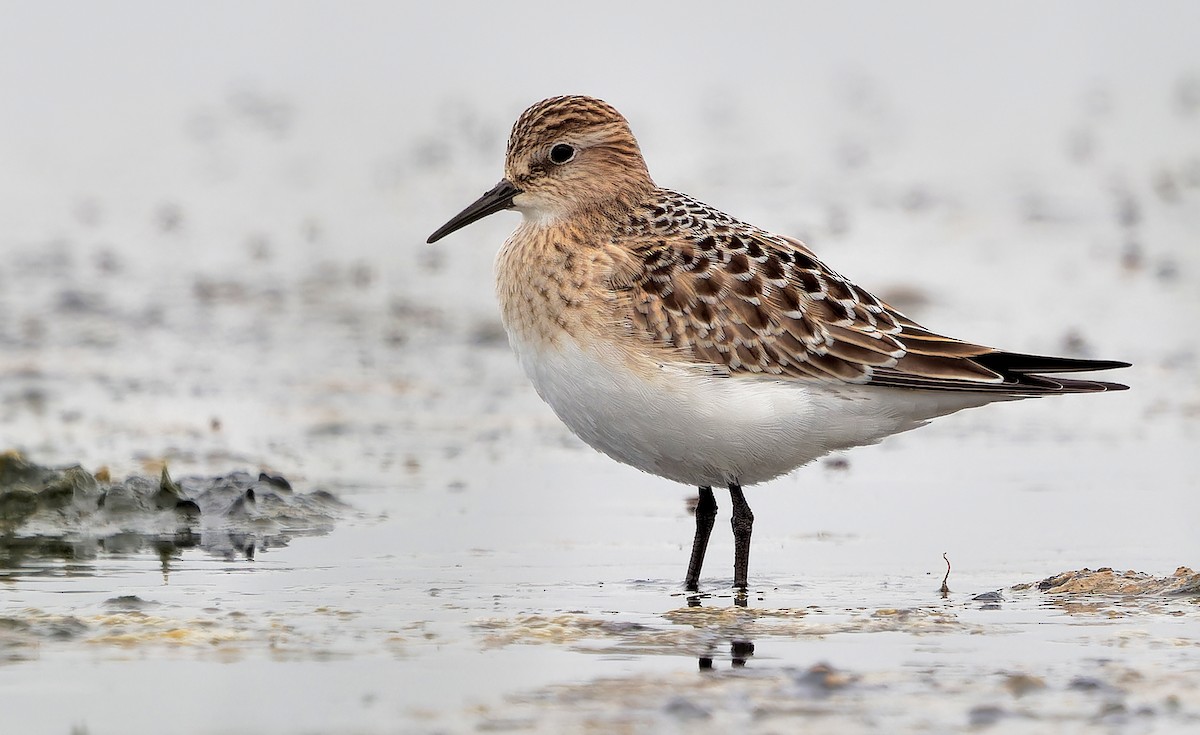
[619,201,1128,396]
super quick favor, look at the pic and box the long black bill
[427,179,522,244]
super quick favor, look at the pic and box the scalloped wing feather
[618,191,1126,395]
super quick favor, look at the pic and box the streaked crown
[504,96,655,218]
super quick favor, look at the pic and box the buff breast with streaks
[427,94,1129,592]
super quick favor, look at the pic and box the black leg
[729,483,754,589]
[685,486,717,591]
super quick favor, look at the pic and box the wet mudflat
[3,4,1200,733]
[2,460,1198,734]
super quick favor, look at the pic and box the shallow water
[2,3,1199,733]
[3,482,1198,733]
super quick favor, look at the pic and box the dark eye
[549,143,575,165]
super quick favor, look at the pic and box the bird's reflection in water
[730,639,756,667]
[687,591,756,670]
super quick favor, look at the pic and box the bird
[427,95,1129,592]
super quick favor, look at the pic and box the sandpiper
[428,95,1129,592]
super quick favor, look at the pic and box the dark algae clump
[0,451,347,564]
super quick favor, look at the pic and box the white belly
[508,333,1006,488]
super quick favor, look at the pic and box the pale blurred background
[2,1,1197,480]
